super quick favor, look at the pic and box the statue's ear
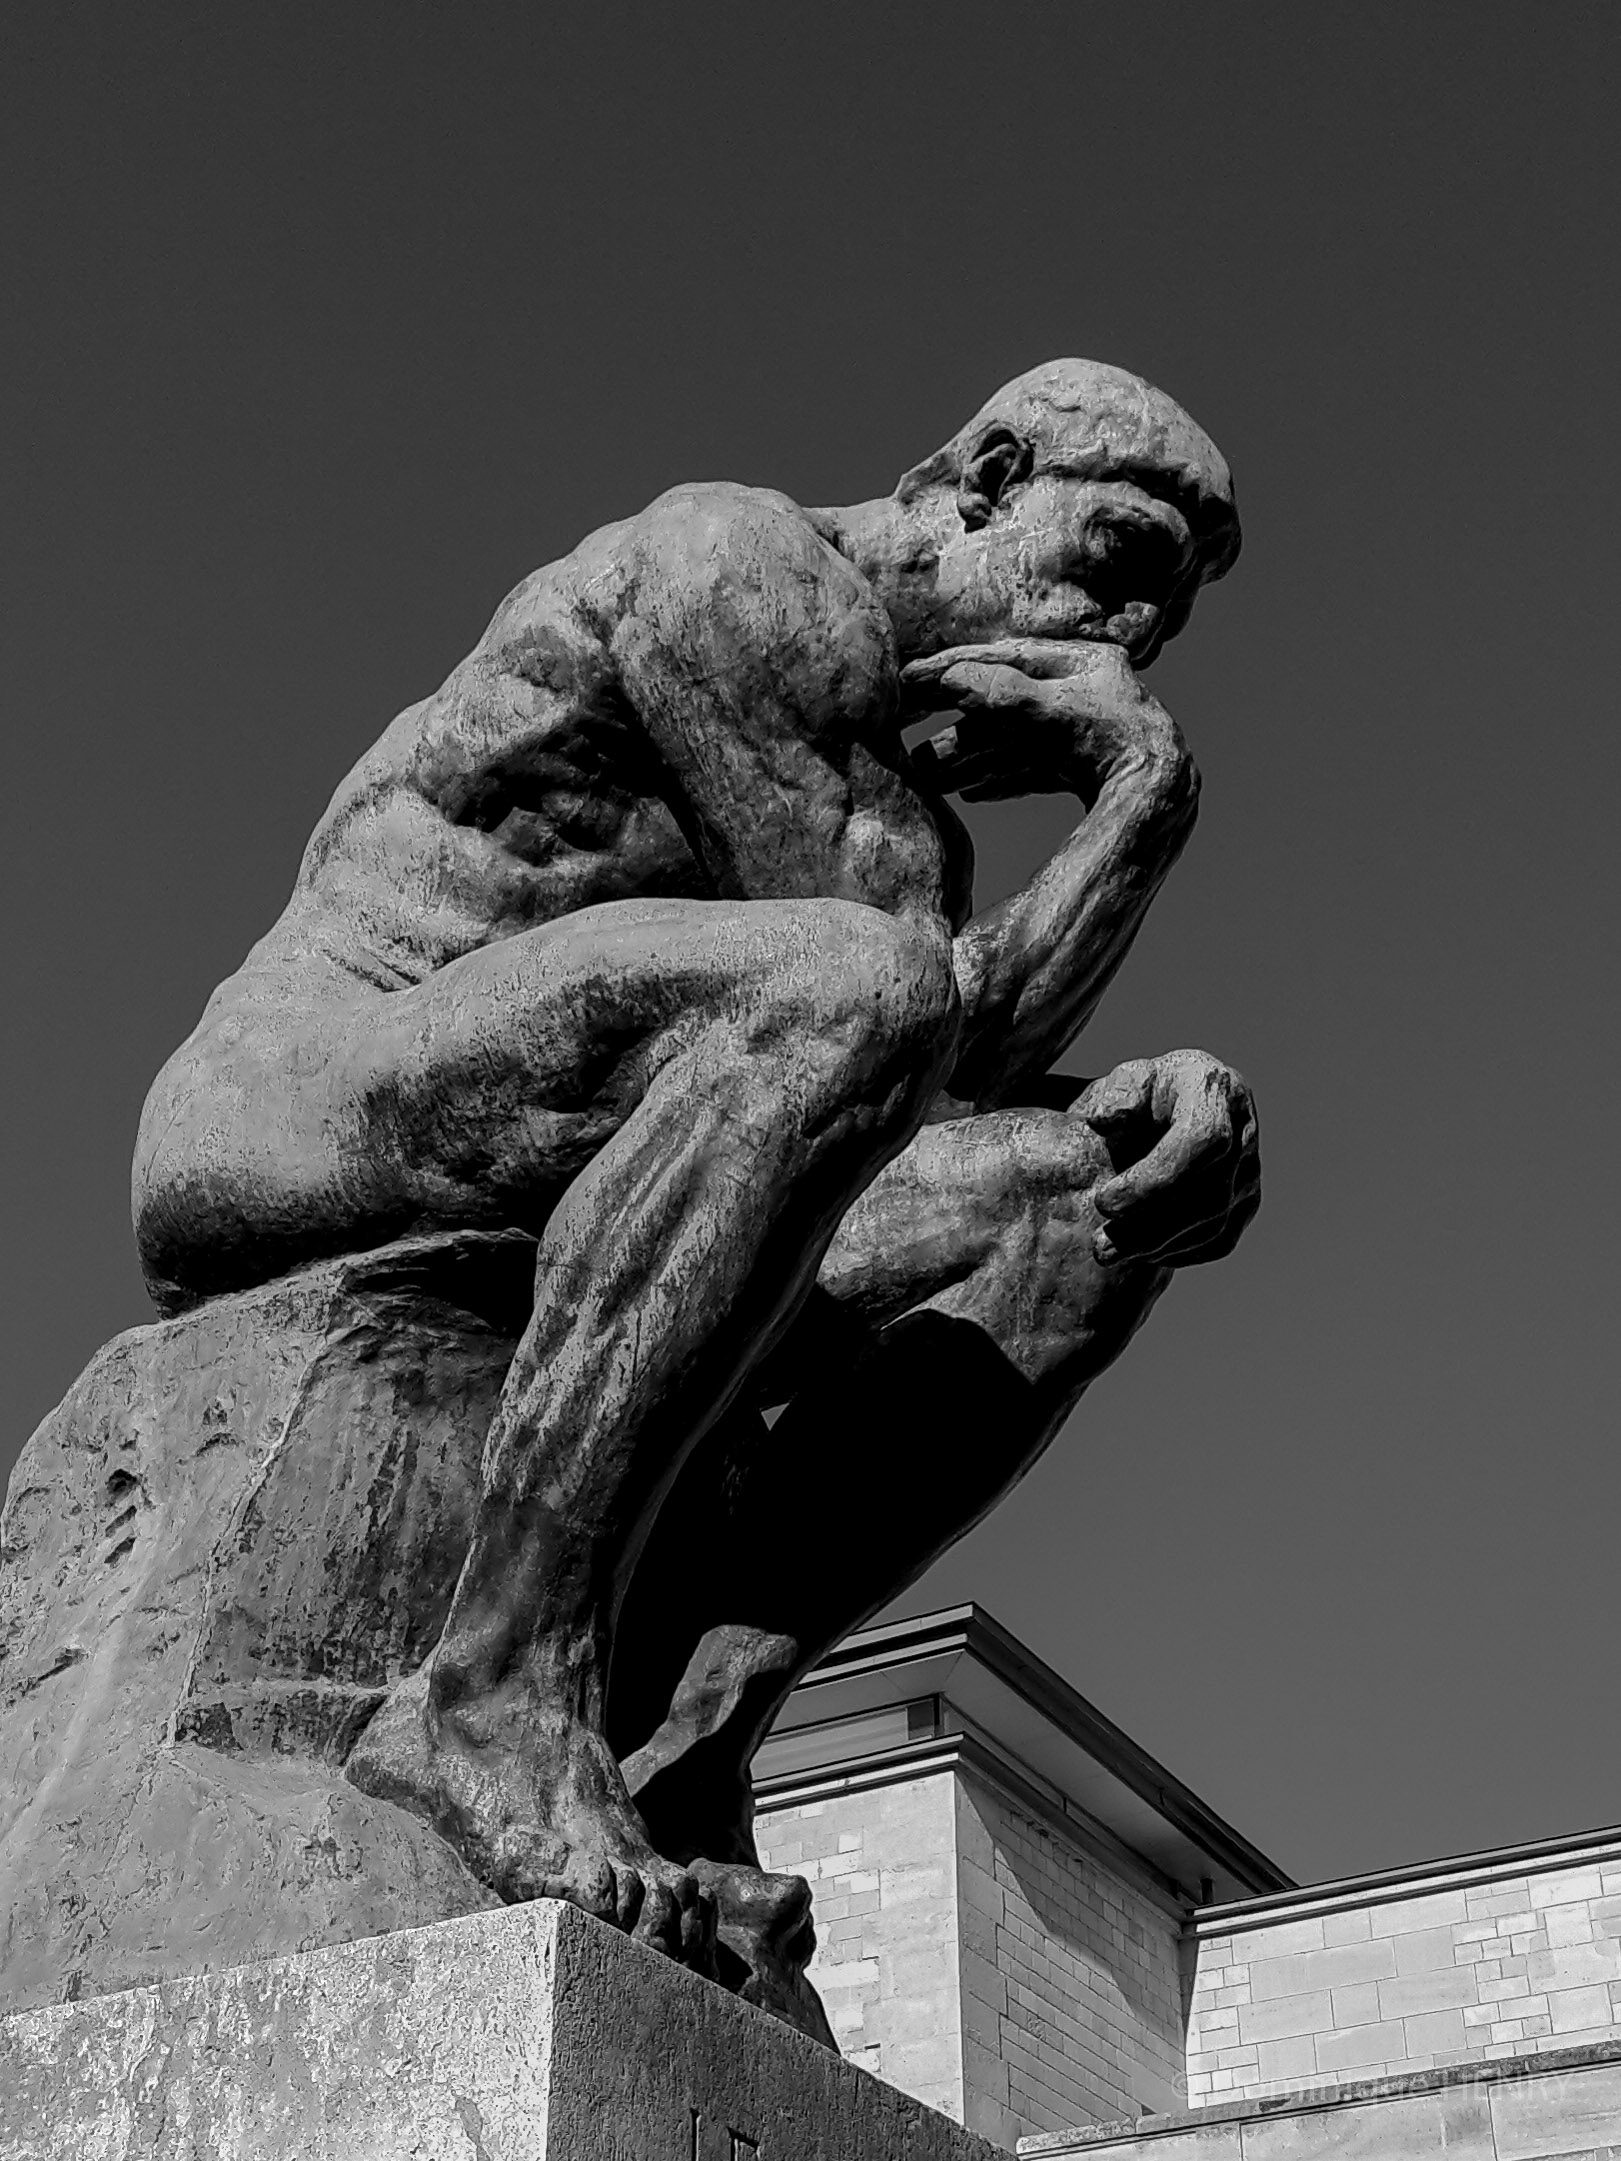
[957,425,1033,530]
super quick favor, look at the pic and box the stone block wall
[1021,2042,1621,2161]
[955,1776,1185,2147]
[1185,1840,1621,2107]
[756,1773,964,2119]
[756,1763,1186,2148]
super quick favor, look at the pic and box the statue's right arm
[592,486,959,927]
[903,641,1200,1110]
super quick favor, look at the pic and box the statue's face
[929,470,1201,663]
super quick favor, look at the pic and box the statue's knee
[131,1156,201,1314]
[803,905,959,1103]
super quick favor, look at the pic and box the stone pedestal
[0,1899,999,2161]
[0,1233,534,2013]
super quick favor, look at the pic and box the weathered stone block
[1022,2130,1243,2161]
[1240,2087,1495,2161]
[0,1899,1000,2160]
[1017,2049,1621,2161]
[0,1232,540,2014]
[1489,2055,1621,2160]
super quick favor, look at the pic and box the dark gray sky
[4,3,1617,1889]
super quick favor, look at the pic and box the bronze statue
[3,360,1258,2037]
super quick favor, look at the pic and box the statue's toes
[758,1870,814,1957]
[497,1838,600,1913]
[628,1869,716,1973]
[343,1664,436,1805]
[611,1862,646,1933]
[687,1861,830,2037]
[632,1876,679,1956]
[690,1858,812,1956]
[577,1853,620,1919]
[678,1875,718,1975]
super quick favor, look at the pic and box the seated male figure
[133,360,1259,2003]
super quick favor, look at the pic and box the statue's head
[891,359,1240,664]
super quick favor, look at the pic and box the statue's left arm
[904,637,1199,1110]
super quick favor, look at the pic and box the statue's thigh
[138,898,776,1287]
[138,892,938,1301]
[360,893,874,1128]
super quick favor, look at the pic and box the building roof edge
[782,1603,1294,1899]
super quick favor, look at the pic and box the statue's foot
[689,1857,836,2050]
[345,1665,717,1972]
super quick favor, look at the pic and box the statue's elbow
[1145,741,1200,838]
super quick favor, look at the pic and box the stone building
[756,1606,1621,2159]
[752,1605,1288,2147]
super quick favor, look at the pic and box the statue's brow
[1037,452,1226,532]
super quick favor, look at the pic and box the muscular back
[253,484,968,992]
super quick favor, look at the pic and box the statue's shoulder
[634,478,812,541]
[486,484,888,708]
[612,482,869,608]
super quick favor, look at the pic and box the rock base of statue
[0,1224,831,2042]
[0,1233,545,2014]
[0,1899,995,2161]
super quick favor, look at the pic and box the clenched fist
[1077,1049,1260,1266]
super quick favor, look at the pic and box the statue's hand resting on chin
[901,636,1190,804]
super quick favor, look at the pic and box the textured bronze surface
[2,360,1259,2033]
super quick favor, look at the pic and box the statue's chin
[1019,594,1163,655]
[1105,598,1163,647]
